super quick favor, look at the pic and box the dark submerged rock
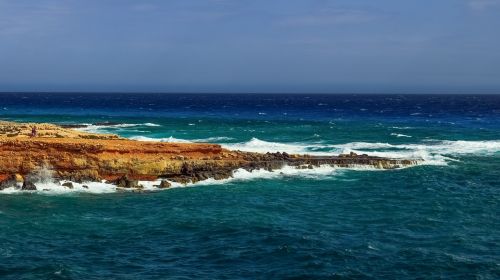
[158,180,171,189]
[58,124,89,129]
[22,181,37,190]
[115,176,142,189]
[62,182,74,189]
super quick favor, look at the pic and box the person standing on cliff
[31,126,37,137]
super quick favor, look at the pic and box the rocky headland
[0,121,420,191]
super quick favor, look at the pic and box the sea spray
[25,164,56,185]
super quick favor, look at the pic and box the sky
[0,0,499,93]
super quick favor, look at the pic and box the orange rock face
[0,136,246,181]
[0,121,248,183]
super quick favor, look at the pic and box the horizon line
[0,91,499,95]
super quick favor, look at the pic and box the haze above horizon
[1,0,499,93]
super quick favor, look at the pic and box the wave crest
[75,123,161,133]
[127,135,500,166]
[222,138,500,166]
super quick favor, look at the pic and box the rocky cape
[0,121,420,191]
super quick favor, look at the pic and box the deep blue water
[0,93,499,279]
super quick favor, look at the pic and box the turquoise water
[0,94,499,279]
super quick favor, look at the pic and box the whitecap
[75,123,161,133]
[143,123,161,127]
[391,126,413,130]
[391,133,412,138]
[129,136,235,143]
[129,136,500,166]
[192,136,235,142]
[335,140,500,165]
[221,137,322,155]
[129,136,192,143]
[222,138,500,166]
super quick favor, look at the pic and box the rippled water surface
[1,93,499,279]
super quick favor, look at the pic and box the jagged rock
[115,176,142,188]
[158,180,171,189]
[62,182,74,189]
[181,162,194,175]
[58,124,89,129]
[82,185,89,189]
[22,181,37,190]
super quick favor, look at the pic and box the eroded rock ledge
[0,121,420,190]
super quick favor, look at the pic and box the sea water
[0,93,499,279]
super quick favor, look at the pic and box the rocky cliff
[0,121,419,190]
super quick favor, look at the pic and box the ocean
[0,93,499,279]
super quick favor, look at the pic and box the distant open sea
[1,93,499,279]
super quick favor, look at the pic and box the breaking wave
[130,136,234,143]
[391,133,412,138]
[0,165,343,195]
[221,138,500,166]
[130,136,193,143]
[127,135,500,166]
[75,123,161,133]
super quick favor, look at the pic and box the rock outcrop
[0,121,420,190]
[21,181,37,191]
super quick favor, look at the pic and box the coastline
[0,121,419,192]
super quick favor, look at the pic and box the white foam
[0,165,344,195]
[222,138,500,166]
[192,136,235,142]
[0,181,117,195]
[335,140,500,165]
[391,133,412,138]
[143,123,161,127]
[130,136,234,143]
[130,136,192,143]
[222,137,321,155]
[129,136,499,166]
[135,136,499,166]
[75,123,161,133]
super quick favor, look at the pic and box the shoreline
[0,121,420,192]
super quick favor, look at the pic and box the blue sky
[0,0,499,93]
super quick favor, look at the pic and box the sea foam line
[0,165,344,195]
[130,136,234,143]
[75,123,161,133]
[127,135,500,166]
[221,138,500,166]
[391,133,412,138]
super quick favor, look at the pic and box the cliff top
[0,121,120,140]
